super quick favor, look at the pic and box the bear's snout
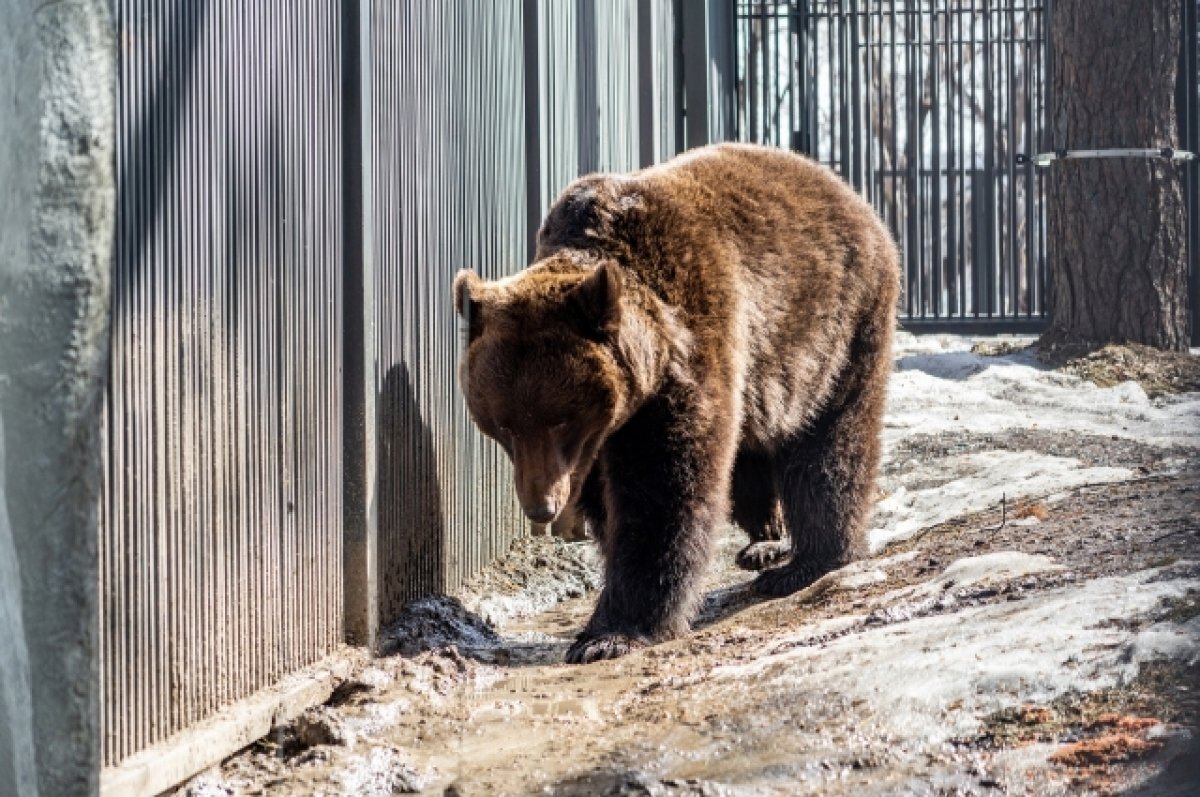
[511,437,574,525]
[516,474,571,523]
[524,502,559,523]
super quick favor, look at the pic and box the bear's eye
[550,422,581,456]
[550,422,575,446]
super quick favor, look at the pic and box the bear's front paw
[565,632,648,664]
[735,541,791,571]
[752,561,826,597]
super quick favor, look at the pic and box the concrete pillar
[0,1,115,795]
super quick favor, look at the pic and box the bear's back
[539,143,894,296]
[535,144,899,442]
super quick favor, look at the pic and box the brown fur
[454,143,899,663]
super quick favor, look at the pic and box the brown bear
[454,143,899,664]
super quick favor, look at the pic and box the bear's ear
[452,269,481,316]
[453,269,485,342]
[566,261,622,338]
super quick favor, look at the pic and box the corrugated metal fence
[368,1,529,619]
[531,0,681,225]
[101,0,732,782]
[102,1,345,767]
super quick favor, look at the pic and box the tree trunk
[1042,0,1189,351]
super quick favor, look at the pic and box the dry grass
[972,339,1200,397]
[1041,343,1200,398]
[1048,732,1165,767]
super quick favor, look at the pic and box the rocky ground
[180,334,1200,796]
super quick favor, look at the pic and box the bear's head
[452,260,664,524]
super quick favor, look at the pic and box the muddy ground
[180,337,1200,797]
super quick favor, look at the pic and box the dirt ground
[179,338,1200,797]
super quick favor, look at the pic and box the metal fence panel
[735,0,1049,324]
[535,0,646,212]
[639,0,680,165]
[537,0,585,207]
[369,0,528,620]
[102,1,344,767]
[707,0,739,143]
[595,0,642,173]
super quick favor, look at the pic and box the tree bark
[1042,0,1189,351]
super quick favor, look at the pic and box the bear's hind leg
[730,449,789,571]
[735,510,790,571]
[753,311,892,598]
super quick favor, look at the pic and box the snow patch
[334,746,426,795]
[713,565,1200,744]
[1119,615,1200,680]
[940,551,1063,584]
[870,450,1132,550]
[837,568,889,590]
[877,551,1065,608]
[887,332,1200,448]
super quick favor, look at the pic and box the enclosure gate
[736,0,1050,328]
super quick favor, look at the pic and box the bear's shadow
[377,362,448,619]
[694,579,770,630]
[893,346,1046,381]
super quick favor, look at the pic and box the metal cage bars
[735,0,1051,327]
[735,0,1200,336]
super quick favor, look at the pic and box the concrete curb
[100,649,361,797]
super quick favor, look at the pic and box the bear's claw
[735,541,792,571]
[565,632,648,664]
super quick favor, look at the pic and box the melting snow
[870,333,1200,549]
[871,450,1132,550]
[714,562,1200,744]
[887,333,1200,447]
[877,551,1066,607]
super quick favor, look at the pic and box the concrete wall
[0,1,115,795]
